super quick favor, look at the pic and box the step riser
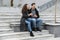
[0,29,14,33]
[1,35,20,39]
[0,31,49,39]
[1,35,54,40]
[22,37,53,40]
[0,31,14,34]
[0,18,60,22]
[1,34,53,40]
[0,27,10,29]
[0,26,10,29]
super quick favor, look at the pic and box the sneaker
[30,32,34,37]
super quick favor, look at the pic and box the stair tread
[0,30,49,36]
[0,23,9,26]
[45,23,60,25]
[0,29,12,31]
[46,38,60,40]
[2,34,54,40]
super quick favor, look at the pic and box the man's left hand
[34,15,37,17]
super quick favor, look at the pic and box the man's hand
[34,15,37,17]
[28,13,33,16]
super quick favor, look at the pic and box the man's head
[31,3,36,10]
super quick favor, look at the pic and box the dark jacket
[20,10,31,31]
[22,10,31,19]
[22,8,40,19]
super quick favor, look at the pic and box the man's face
[32,5,35,10]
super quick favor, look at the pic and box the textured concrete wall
[0,0,21,7]
[21,0,51,6]
[3,0,11,7]
[0,0,51,7]
[0,0,2,6]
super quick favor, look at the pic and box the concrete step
[0,29,14,34]
[1,34,54,40]
[41,18,54,20]
[0,16,60,20]
[0,26,10,29]
[10,21,20,25]
[0,18,20,23]
[41,17,60,20]
[43,21,55,23]
[10,21,55,25]
[0,17,20,19]
[2,34,54,40]
[40,12,60,16]
[0,23,10,29]
[40,15,60,17]
[0,23,13,33]
[0,19,52,24]
[0,23,9,26]
[0,16,21,18]
[0,7,20,12]
[0,18,55,24]
[0,12,60,17]
[56,21,60,23]
[0,14,22,16]
[40,13,55,16]
[0,31,54,39]
[9,18,54,21]
[0,16,58,22]
[44,23,60,26]
[10,20,55,25]
[0,19,20,23]
[0,13,21,15]
[40,16,60,18]
[1,12,60,16]
[46,37,60,40]
[0,13,60,23]
[2,14,60,19]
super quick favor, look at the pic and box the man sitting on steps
[29,3,43,31]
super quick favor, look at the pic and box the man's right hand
[28,13,33,16]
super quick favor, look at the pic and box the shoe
[34,28,37,32]
[37,28,42,32]
[30,32,34,37]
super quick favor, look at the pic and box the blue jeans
[25,18,37,32]
[36,18,43,29]
[25,20,32,32]
[25,18,43,32]
[27,18,43,29]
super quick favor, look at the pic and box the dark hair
[22,4,28,13]
[31,3,35,6]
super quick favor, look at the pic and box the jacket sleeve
[23,12,29,18]
[35,9,40,18]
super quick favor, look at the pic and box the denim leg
[25,20,32,32]
[27,18,36,28]
[36,18,43,28]
[31,18,36,28]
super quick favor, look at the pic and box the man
[30,3,43,32]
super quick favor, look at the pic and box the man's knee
[37,18,42,22]
[25,20,31,24]
[32,19,36,21]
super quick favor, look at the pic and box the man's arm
[35,9,40,18]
